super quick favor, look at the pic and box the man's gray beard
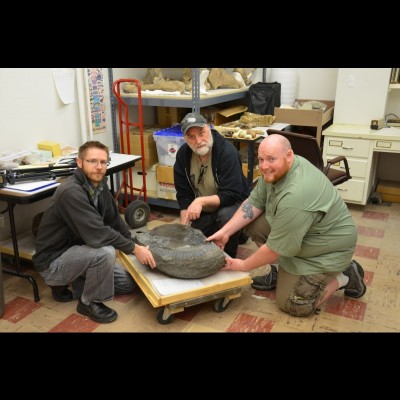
[191,133,213,156]
[194,145,211,156]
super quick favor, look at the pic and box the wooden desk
[323,124,400,205]
[215,123,288,184]
[224,135,264,184]
[0,153,141,302]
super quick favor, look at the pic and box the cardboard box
[274,99,334,145]
[157,182,177,200]
[274,100,335,126]
[377,180,400,203]
[201,105,247,126]
[37,141,61,158]
[156,164,174,184]
[121,126,159,169]
[119,165,158,199]
[157,107,187,128]
[129,166,157,192]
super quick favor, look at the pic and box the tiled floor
[1,201,400,333]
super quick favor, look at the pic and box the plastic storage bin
[154,125,186,166]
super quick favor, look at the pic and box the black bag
[248,82,281,115]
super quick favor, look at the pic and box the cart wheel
[156,308,174,325]
[214,298,231,313]
[125,200,150,229]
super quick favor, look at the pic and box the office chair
[267,129,351,186]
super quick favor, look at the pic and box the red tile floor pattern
[357,225,385,238]
[324,296,367,321]
[354,244,380,260]
[1,202,399,332]
[227,313,274,333]
[361,210,389,221]
[49,313,99,333]
[2,296,42,323]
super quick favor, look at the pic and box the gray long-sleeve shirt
[33,168,135,272]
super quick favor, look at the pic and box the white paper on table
[259,123,291,137]
[2,180,59,193]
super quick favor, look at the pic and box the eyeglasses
[83,159,110,167]
[198,165,208,184]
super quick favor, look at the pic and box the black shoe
[77,298,118,323]
[343,260,367,298]
[50,285,73,302]
[251,265,278,291]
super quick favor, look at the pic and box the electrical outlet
[371,118,384,130]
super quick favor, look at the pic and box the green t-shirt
[248,155,357,275]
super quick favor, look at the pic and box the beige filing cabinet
[323,124,400,205]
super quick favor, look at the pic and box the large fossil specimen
[135,224,226,279]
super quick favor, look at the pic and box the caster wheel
[214,298,231,313]
[125,200,150,229]
[156,308,174,324]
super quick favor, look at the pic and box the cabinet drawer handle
[342,146,354,150]
[337,188,347,191]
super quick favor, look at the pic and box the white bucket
[270,68,298,107]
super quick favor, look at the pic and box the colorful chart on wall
[87,68,106,134]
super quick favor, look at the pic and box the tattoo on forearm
[241,201,254,220]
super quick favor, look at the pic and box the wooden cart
[118,252,252,324]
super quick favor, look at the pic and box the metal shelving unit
[108,68,256,208]
[108,68,250,147]
[111,77,248,108]
[109,87,249,108]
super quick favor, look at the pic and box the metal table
[0,153,141,302]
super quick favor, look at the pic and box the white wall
[0,68,115,151]
[263,68,338,100]
[297,68,338,100]
[0,68,82,150]
[0,68,115,240]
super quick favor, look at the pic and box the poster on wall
[87,68,106,134]
[53,68,75,104]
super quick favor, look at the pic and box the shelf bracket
[192,67,200,114]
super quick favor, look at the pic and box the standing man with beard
[173,113,251,258]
